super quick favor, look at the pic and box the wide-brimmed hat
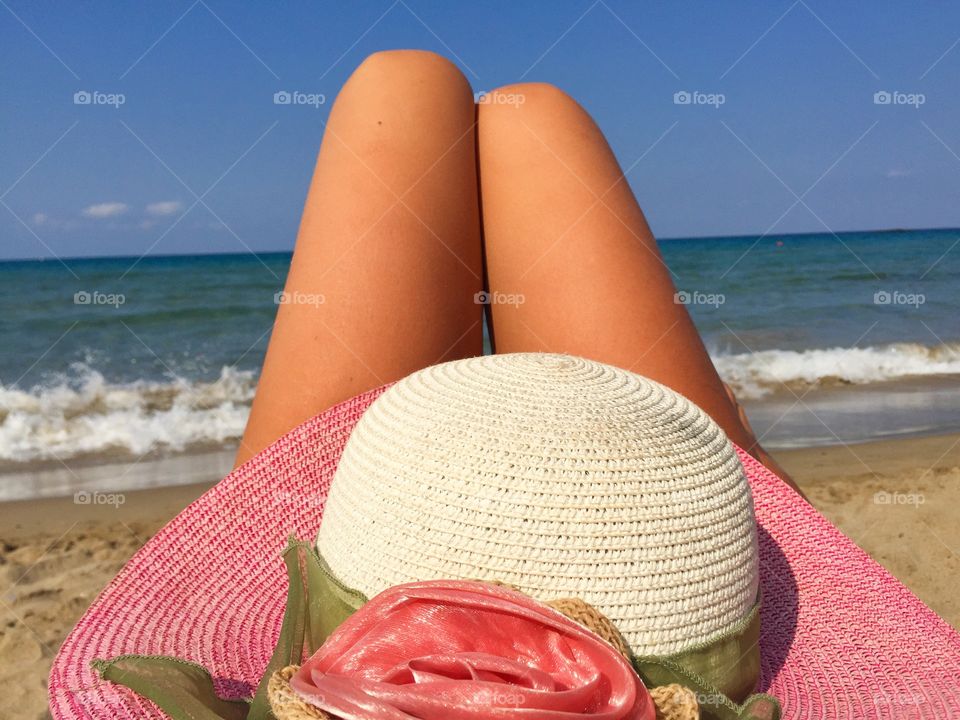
[50,355,960,718]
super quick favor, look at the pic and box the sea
[1,228,958,498]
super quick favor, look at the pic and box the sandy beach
[2,433,958,718]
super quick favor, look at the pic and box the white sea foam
[714,342,960,399]
[2,342,959,463]
[0,364,255,463]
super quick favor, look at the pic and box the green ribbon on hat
[634,593,764,705]
[93,540,780,720]
[632,600,780,720]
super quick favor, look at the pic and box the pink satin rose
[290,579,654,720]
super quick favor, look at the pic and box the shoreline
[2,432,959,716]
[0,480,215,541]
[743,374,960,449]
[0,447,236,503]
[3,375,960,503]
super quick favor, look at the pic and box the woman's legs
[236,50,482,466]
[240,60,790,484]
[476,83,779,473]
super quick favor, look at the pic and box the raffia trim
[650,683,700,720]
[546,597,632,659]
[267,591,699,719]
[268,665,329,720]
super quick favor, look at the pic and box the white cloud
[30,212,78,230]
[145,200,183,216]
[82,202,128,218]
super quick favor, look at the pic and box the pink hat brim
[48,386,960,718]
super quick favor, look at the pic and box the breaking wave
[714,342,960,399]
[0,364,255,462]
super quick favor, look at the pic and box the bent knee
[478,82,587,118]
[349,49,470,94]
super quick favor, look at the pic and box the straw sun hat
[50,353,960,720]
[317,353,760,658]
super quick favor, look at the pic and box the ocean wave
[714,342,960,399]
[3,342,959,463]
[0,364,255,463]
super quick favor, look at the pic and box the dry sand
[776,433,960,627]
[2,434,959,718]
[0,483,213,719]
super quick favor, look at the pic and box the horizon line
[2,225,958,264]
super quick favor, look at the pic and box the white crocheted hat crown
[316,353,759,656]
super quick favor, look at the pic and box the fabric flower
[290,579,654,719]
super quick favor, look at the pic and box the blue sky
[2,0,959,260]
